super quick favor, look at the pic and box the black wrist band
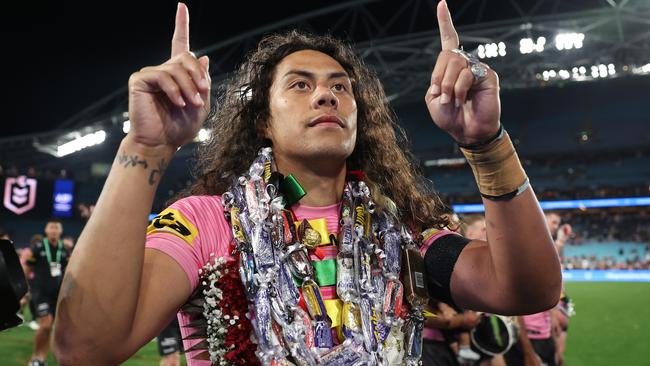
[481,178,530,201]
[457,124,504,150]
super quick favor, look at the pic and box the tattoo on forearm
[116,152,167,185]
[148,158,168,186]
[117,153,149,169]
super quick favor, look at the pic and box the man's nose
[312,87,338,109]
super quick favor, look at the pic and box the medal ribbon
[43,238,62,265]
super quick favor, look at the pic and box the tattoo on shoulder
[116,152,168,185]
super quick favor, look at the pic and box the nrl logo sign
[3,176,38,215]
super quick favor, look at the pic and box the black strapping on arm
[423,234,471,308]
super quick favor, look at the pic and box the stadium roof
[4,0,649,167]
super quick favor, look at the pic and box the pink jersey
[146,196,231,366]
[292,201,341,234]
[146,195,453,364]
[522,311,552,339]
[146,196,341,365]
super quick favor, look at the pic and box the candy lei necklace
[186,147,427,366]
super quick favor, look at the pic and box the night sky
[8,1,342,137]
[7,0,612,138]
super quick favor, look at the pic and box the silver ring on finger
[451,48,488,81]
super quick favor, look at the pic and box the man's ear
[257,118,271,140]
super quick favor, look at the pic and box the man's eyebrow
[283,69,350,80]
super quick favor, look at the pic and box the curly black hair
[182,30,449,230]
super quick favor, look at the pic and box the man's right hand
[461,311,481,329]
[127,3,210,152]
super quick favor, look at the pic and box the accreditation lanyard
[43,238,63,265]
[43,238,63,277]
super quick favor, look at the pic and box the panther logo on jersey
[147,208,198,246]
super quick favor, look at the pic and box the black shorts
[157,318,182,356]
[421,339,460,366]
[31,287,59,318]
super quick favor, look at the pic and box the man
[545,212,572,258]
[504,311,557,366]
[463,215,487,243]
[545,212,573,366]
[53,2,561,365]
[61,236,75,255]
[26,218,69,366]
[423,300,482,366]
[503,213,572,366]
[19,234,44,331]
[156,318,183,366]
[422,215,486,366]
[458,216,491,366]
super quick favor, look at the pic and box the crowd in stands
[558,208,650,270]
[4,161,650,271]
[562,254,650,270]
[562,208,650,243]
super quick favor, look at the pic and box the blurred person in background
[504,311,556,366]
[545,212,572,258]
[20,234,44,331]
[462,214,487,243]
[77,203,95,221]
[456,215,487,365]
[422,214,483,366]
[25,219,70,366]
[156,318,183,366]
[423,300,482,366]
[61,235,76,255]
[501,213,572,366]
[545,212,573,366]
[460,215,507,366]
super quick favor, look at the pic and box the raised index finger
[437,0,459,51]
[171,3,190,58]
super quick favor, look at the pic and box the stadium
[1,1,649,365]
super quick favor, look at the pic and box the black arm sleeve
[423,234,470,308]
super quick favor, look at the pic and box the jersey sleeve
[419,228,470,307]
[145,195,233,291]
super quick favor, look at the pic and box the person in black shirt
[25,218,69,366]
[156,318,183,366]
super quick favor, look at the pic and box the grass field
[0,315,187,366]
[562,282,650,366]
[1,282,648,365]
